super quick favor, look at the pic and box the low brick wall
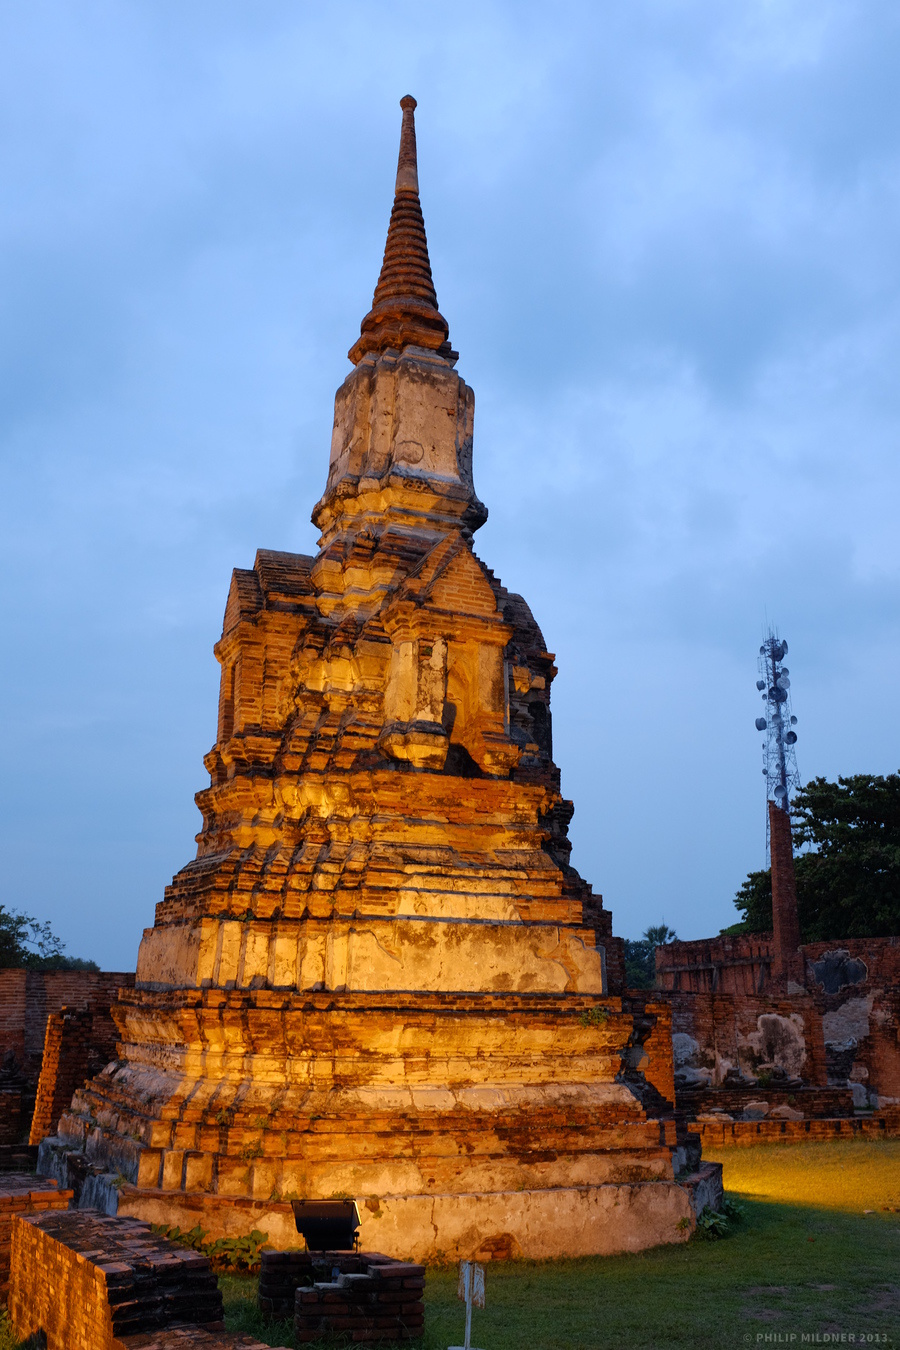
[682,1085,855,1120]
[257,1250,425,1344]
[8,1210,224,1349]
[697,1111,900,1147]
[0,1173,72,1300]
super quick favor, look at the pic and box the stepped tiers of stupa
[44,97,715,1259]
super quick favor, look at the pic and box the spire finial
[395,95,419,194]
[348,96,451,365]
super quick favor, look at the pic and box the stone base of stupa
[40,987,714,1259]
[110,1181,697,1261]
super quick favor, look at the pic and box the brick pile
[259,1248,389,1319]
[0,1173,72,1300]
[257,1248,313,1318]
[8,1210,224,1349]
[258,1249,424,1343]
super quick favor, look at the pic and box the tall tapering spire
[349,96,451,364]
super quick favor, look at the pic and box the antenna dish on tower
[756,628,802,861]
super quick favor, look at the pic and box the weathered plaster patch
[823,996,873,1046]
[741,1013,806,1079]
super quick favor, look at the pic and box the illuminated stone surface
[49,97,705,1258]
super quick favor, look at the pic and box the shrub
[693,1197,746,1241]
[149,1223,269,1273]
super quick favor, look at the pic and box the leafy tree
[730,773,900,942]
[727,869,773,935]
[0,905,98,971]
[624,924,678,989]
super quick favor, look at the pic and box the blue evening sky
[2,1,899,967]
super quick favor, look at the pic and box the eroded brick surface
[9,1210,224,1350]
[0,1173,71,1300]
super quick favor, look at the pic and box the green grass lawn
[222,1138,900,1349]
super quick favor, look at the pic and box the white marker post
[449,1259,485,1350]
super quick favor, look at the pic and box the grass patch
[223,1195,900,1349]
[220,1272,294,1345]
[705,1136,900,1212]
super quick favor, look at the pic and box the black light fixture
[291,1199,361,1251]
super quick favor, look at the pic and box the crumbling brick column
[29,1007,96,1145]
[769,801,802,988]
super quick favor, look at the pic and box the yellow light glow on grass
[705,1137,900,1213]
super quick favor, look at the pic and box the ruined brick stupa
[46,98,710,1258]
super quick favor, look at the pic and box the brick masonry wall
[0,970,135,1091]
[0,1089,24,1148]
[0,1173,72,1301]
[686,1085,854,1119]
[655,934,776,996]
[0,1144,39,1172]
[0,970,134,1145]
[666,989,830,1090]
[621,994,676,1106]
[9,1210,225,1349]
[803,937,900,1103]
[656,934,900,1109]
[0,971,28,1067]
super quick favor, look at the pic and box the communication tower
[754,630,800,859]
